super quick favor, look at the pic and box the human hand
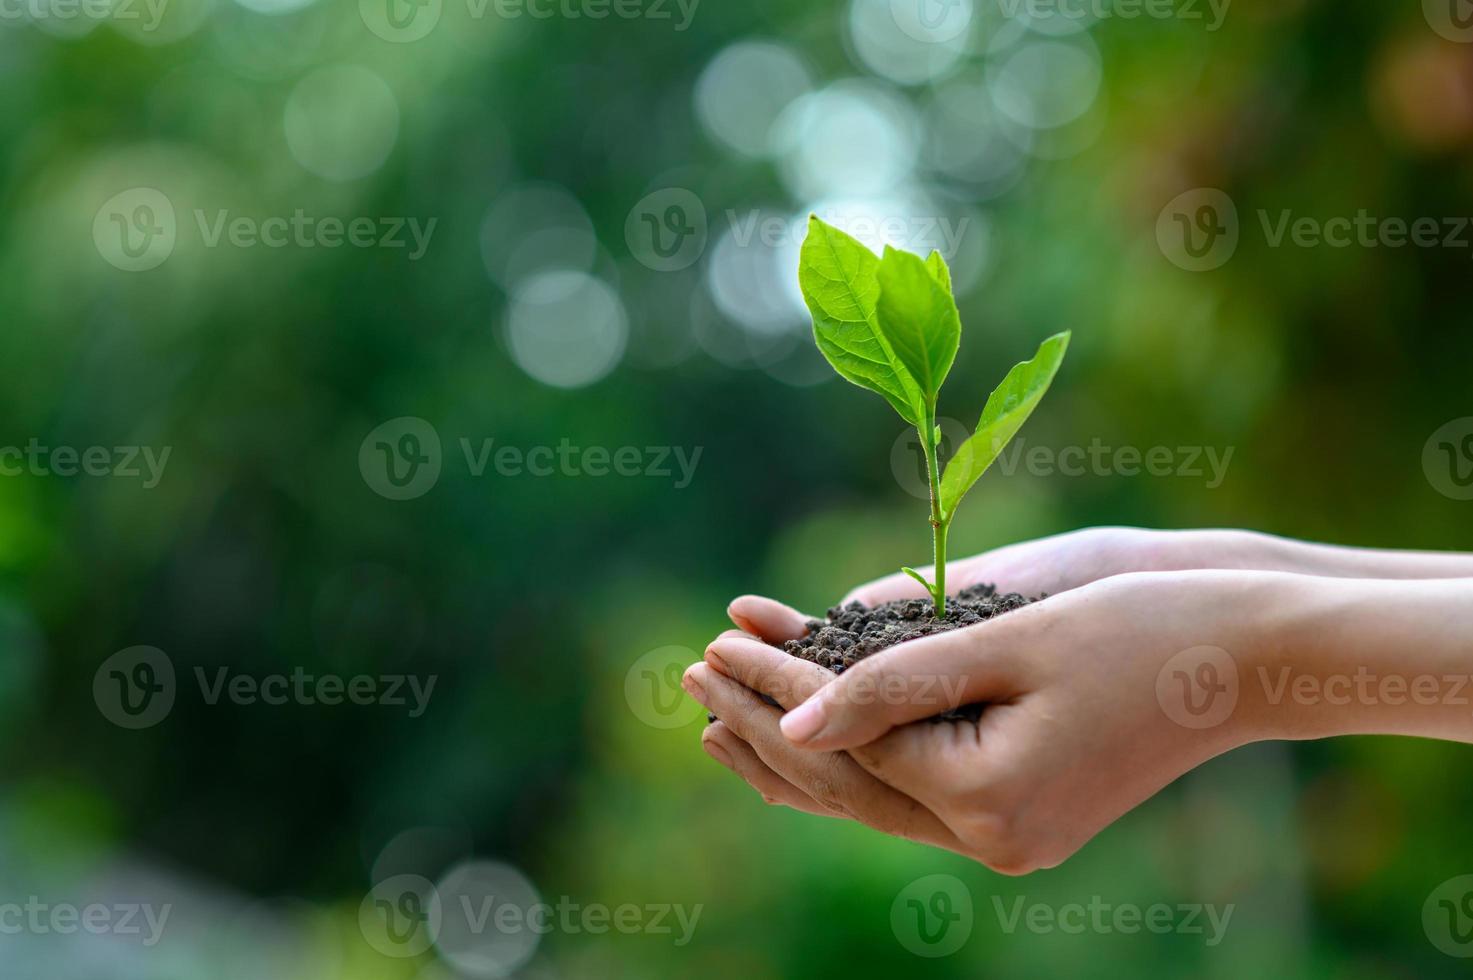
[837,526,1289,606]
[688,570,1298,873]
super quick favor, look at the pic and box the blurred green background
[3,0,1473,975]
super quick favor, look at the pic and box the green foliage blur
[2,0,1473,975]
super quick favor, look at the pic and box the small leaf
[799,217,924,425]
[875,246,961,403]
[939,332,1071,517]
[925,250,952,294]
[901,566,935,593]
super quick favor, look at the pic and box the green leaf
[875,246,961,403]
[901,566,935,593]
[799,217,924,425]
[939,332,1071,517]
[925,250,952,294]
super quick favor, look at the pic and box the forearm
[1270,534,1473,580]
[1240,575,1473,744]
[1155,529,1473,580]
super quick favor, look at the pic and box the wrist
[1231,575,1473,743]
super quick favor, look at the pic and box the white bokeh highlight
[506,270,628,389]
[284,65,400,181]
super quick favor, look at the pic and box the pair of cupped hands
[681,527,1338,875]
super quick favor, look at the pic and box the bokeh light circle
[284,65,400,181]
[695,40,813,158]
[773,80,920,199]
[988,37,1102,131]
[506,270,628,388]
[849,0,970,87]
[481,183,597,291]
[433,861,542,978]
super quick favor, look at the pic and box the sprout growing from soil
[798,215,1070,618]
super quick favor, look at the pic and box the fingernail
[682,668,706,705]
[703,739,733,770]
[704,646,731,676]
[780,700,826,744]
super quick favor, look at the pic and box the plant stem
[921,406,948,619]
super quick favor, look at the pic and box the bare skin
[682,527,1473,874]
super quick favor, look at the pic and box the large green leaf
[939,332,1071,517]
[875,246,961,402]
[799,217,924,424]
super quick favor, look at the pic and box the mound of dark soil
[706,584,1037,725]
[783,583,1036,674]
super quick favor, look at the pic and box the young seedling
[798,215,1070,618]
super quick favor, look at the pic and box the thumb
[778,618,1026,750]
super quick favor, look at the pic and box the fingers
[683,662,963,850]
[701,722,835,817]
[703,633,943,802]
[726,595,812,644]
[777,616,1030,751]
[704,635,833,710]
